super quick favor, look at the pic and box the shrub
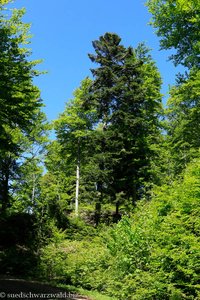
[39,159,200,299]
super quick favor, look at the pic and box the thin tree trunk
[94,122,107,225]
[113,201,121,223]
[1,158,11,215]
[1,172,9,215]
[95,182,103,226]
[75,162,80,216]
[116,201,119,215]
[95,201,101,226]
[31,174,36,204]
[75,142,80,217]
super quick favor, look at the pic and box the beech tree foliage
[147,0,200,177]
[166,69,200,175]
[0,2,45,214]
[54,78,97,216]
[146,0,200,68]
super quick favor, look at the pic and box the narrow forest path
[0,277,90,300]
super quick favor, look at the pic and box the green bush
[39,231,109,290]
[102,159,200,299]
[39,159,200,299]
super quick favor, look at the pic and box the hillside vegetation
[39,159,200,299]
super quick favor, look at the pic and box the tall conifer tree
[85,33,162,210]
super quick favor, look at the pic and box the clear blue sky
[13,0,181,121]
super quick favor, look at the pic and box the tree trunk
[95,201,101,226]
[1,172,9,215]
[32,174,36,203]
[75,162,80,216]
[116,201,119,215]
[113,201,121,223]
[75,142,80,217]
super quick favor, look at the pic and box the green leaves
[88,159,200,299]
[147,0,200,178]
[146,0,200,68]
[0,2,45,214]
[38,156,200,297]
[166,68,200,175]
[0,7,42,131]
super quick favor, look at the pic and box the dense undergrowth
[38,159,200,299]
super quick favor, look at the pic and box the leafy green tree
[0,3,42,143]
[12,112,49,214]
[146,0,200,68]
[166,68,200,175]
[0,2,44,214]
[54,78,97,216]
[40,140,73,229]
[147,0,200,177]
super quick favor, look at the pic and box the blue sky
[13,0,181,121]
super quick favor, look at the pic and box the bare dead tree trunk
[75,161,80,216]
[75,141,80,217]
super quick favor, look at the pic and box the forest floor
[0,277,90,300]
